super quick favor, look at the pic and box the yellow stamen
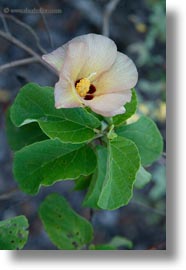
[75,78,91,97]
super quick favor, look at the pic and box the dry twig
[0,57,38,73]
[0,30,57,75]
[66,0,103,27]
[0,11,10,33]
[0,187,19,200]
[35,0,54,49]
[102,0,121,36]
[132,200,165,216]
[2,14,47,54]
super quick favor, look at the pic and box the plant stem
[0,57,37,73]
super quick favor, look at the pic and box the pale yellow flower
[42,34,138,117]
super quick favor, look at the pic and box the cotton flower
[42,34,138,117]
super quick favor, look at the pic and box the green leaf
[116,116,163,165]
[85,139,140,210]
[108,236,133,249]
[6,109,48,151]
[83,146,107,209]
[89,244,115,250]
[134,166,152,189]
[39,193,93,250]
[113,89,137,126]
[98,137,140,210]
[0,215,29,250]
[10,83,101,144]
[89,236,133,250]
[13,139,97,194]
[73,175,92,191]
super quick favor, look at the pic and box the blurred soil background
[0,0,166,250]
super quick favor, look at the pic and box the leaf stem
[107,124,118,140]
[103,117,113,125]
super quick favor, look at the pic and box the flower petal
[61,41,88,82]
[43,34,117,80]
[42,46,67,72]
[59,34,117,82]
[54,79,82,109]
[83,91,132,117]
[109,106,126,116]
[94,52,138,95]
[54,41,89,109]
[76,34,117,80]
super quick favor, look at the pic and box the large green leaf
[10,83,101,144]
[39,193,93,250]
[96,137,140,210]
[84,139,140,210]
[83,146,107,209]
[116,116,163,165]
[0,216,29,250]
[134,166,152,189]
[113,89,137,126]
[13,139,97,194]
[6,110,48,151]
